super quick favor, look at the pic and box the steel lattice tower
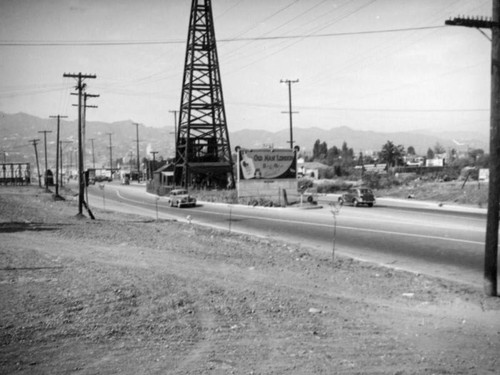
[174,0,234,188]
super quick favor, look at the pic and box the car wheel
[368,203,373,207]
[353,199,359,207]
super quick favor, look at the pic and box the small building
[297,161,330,179]
[146,163,176,196]
[153,163,175,186]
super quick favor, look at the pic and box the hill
[0,111,488,169]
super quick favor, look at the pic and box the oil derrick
[174,0,234,189]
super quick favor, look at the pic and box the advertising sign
[238,148,296,180]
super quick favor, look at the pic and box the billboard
[238,148,297,180]
[236,148,298,202]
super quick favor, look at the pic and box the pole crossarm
[445,17,497,29]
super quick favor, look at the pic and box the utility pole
[280,79,299,149]
[106,133,113,178]
[445,7,498,296]
[169,110,178,153]
[38,130,52,191]
[72,92,98,169]
[29,139,41,187]
[89,138,96,169]
[50,115,68,198]
[60,140,72,187]
[64,72,96,216]
[150,151,158,180]
[132,123,141,182]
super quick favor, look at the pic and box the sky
[0,0,492,135]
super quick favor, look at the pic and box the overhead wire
[0,26,448,46]
[223,0,379,77]
[0,1,489,116]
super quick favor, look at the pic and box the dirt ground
[1,186,499,375]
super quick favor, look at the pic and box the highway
[86,182,494,289]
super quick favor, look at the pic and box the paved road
[86,182,495,289]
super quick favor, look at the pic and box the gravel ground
[1,185,499,374]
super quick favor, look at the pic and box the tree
[326,146,339,166]
[407,146,416,156]
[434,142,446,155]
[312,139,328,160]
[427,148,435,159]
[379,140,405,168]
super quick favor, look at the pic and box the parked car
[167,189,197,208]
[338,187,375,207]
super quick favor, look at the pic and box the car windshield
[360,189,372,195]
[172,190,188,195]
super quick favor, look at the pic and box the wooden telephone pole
[446,2,499,296]
[38,130,52,191]
[106,133,113,178]
[29,139,41,187]
[49,115,68,198]
[132,123,141,182]
[63,72,96,216]
[280,79,299,149]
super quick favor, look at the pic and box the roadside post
[99,184,105,209]
[329,202,341,263]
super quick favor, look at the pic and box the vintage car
[167,189,197,208]
[338,187,375,207]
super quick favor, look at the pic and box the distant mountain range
[0,111,488,169]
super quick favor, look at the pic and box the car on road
[167,189,197,208]
[338,187,375,207]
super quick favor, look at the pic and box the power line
[0,25,447,46]
[229,99,488,113]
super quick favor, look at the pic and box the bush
[315,179,353,194]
